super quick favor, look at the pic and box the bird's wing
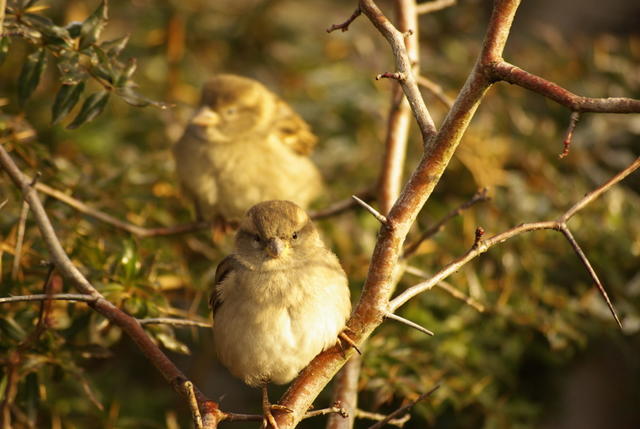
[210,255,240,317]
[272,98,318,156]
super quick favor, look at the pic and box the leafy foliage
[2,0,168,128]
[1,1,640,428]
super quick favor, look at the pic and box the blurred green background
[1,0,639,428]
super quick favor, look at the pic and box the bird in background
[172,74,324,230]
[211,200,355,428]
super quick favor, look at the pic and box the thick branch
[378,0,420,215]
[361,0,437,143]
[489,61,640,113]
[327,355,361,429]
[276,2,521,427]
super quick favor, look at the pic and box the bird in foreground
[211,200,353,428]
[172,74,324,227]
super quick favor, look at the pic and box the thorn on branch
[384,311,434,336]
[376,72,406,82]
[326,7,361,33]
[352,195,388,225]
[558,224,623,330]
[559,112,581,159]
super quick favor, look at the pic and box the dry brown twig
[559,111,580,158]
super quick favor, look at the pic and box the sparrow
[211,200,352,428]
[172,74,324,225]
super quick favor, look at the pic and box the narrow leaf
[66,91,110,129]
[116,86,172,109]
[79,0,109,50]
[101,34,129,57]
[17,48,47,105]
[52,82,85,124]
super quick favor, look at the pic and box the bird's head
[235,200,320,267]
[189,74,276,141]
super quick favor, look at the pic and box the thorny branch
[276,1,640,427]
[390,156,640,326]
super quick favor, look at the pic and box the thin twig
[376,72,406,81]
[403,188,489,257]
[404,265,485,312]
[415,0,457,15]
[138,317,212,329]
[559,112,580,159]
[224,406,350,423]
[489,61,640,113]
[0,293,97,304]
[367,385,440,429]
[558,225,622,329]
[11,199,29,280]
[310,188,375,220]
[355,409,410,428]
[561,157,640,221]
[326,7,361,33]
[416,75,454,108]
[352,195,388,224]
[305,405,349,419]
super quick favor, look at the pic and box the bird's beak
[265,237,286,258]
[191,107,220,127]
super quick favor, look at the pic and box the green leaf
[52,82,85,124]
[56,52,87,84]
[66,91,110,129]
[17,48,47,105]
[101,34,130,57]
[79,0,109,50]
[116,58,137,87]
[0,37,10,66]
[90,45,114,84]
[116,86,172,109]
[23,13,71,46]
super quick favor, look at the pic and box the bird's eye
[292,232,298,240]
[226,107,237,116]
[253,234,261,243]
